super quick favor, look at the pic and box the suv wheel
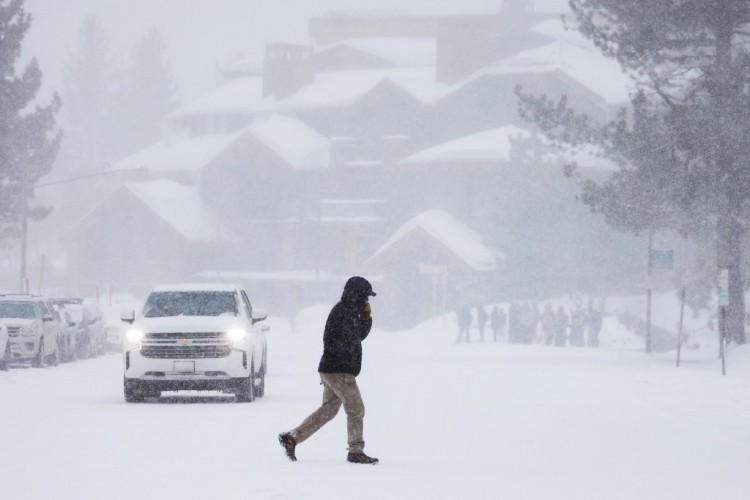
[32,339,46,368]
[254,354,266,398]
[78,334,93,359]
[124,378,145,403]
[46,344,59,367]
[235,356,255,403]
[0,343,9,371]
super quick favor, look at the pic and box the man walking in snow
[278,276,379,465]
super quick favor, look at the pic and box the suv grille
[140,332,231,359]
[7,326,22,337]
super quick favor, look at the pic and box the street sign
[718,268,729,306]
[650,249,674,270]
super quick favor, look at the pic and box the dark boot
[347,452,379,464]
[278,432,297,462]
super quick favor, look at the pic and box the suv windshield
[0,301,36,319]
[142,291,238,318]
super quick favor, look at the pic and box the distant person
[586,307,603,347]
[278,276,379,464]
[456,304,472,343]
[490,306,506,343]
[476,305,488,342]
[554,306,568,347]
[570,304,586,347]
[541,303,556,345]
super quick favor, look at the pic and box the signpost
[646,234,674,354]
[675,269,687,368]
[717,268,729,376]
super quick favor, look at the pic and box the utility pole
[645,230,653,353]
[19,168,28,293]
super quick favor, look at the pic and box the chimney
[262,43,314,99]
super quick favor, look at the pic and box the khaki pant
[291,373,366,453]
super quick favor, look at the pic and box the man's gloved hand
[363,301,372,321]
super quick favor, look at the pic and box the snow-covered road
[1,309,748,500]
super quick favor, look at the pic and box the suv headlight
[125,328,145,342]
[226,327,247,342]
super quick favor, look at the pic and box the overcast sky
[22,0,568,103]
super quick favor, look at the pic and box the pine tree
[0,0,61,247]
[517,0,750,344]
[113,27,180,156]
[59,15,118,176]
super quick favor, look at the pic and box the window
[142,291,238,318]
[240,291,253,319]
[0,301,36,319]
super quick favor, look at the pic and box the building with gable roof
[64,1,640,322]
[366,209,502,326]
[68,180,231,291]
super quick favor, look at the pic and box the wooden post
[646,231,653,353]
[676,285,685,367]
[720,306,727,376]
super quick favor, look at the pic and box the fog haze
[23,0,513,101]
[7,0,648,332]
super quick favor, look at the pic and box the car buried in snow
[0,294,60,367]
[121,283,269,403]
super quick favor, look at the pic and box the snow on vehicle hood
[1,318,37,328]
[134,315,245,334]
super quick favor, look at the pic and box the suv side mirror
[251,308,267,325]
[43,313,53,322]
[121,309,135,325]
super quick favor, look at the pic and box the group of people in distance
[456,301,603,348]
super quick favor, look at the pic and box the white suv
[121,284,269,403]
[0,295,59,367]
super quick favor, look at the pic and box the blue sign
[651,249,674,270]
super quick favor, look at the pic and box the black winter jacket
[317,286,373,376]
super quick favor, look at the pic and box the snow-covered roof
[562,144,618,172]
[368,209,500,271]
[319,1,568,16]
[172,77,276,116]
[316,37,436,68]
[400,125,531,165]
[249,114,330,169]
[438,38,632,106]
[111,131,247,173]
[278,67,446,110]
[125,180,225,242]
[486,41,632,104]
[221,53,264,77]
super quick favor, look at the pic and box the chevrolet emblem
[178,339,191,346]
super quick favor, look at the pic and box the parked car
[0,294,59,367]
[121,283,269,403]
[61,303,95,359]
[0,322,8,371]
[82,301,106,354]
[51,305,77,363]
